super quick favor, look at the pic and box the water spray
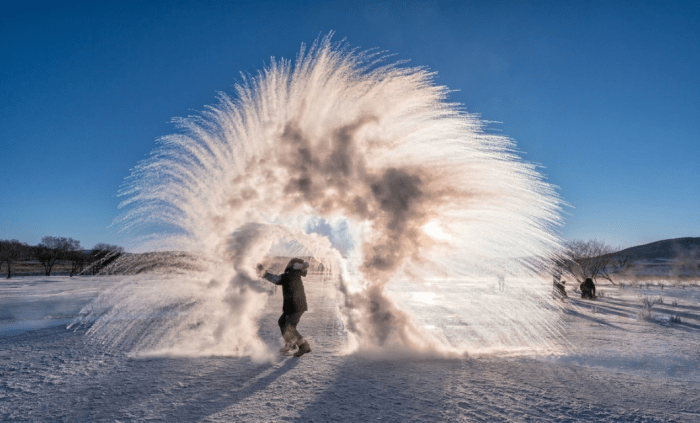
[84,34,564,358]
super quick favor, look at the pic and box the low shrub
[637,295,659,321]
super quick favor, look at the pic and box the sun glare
[421,219,452,242]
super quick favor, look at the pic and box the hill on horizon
[615,237,700,261]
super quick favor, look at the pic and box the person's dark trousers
[278,311,305,346]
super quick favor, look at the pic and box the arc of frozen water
[87,34,564,358]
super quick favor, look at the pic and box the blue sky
[1,0,698,250]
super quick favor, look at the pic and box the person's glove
[256,263,266,277]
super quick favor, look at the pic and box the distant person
[498,275,505,291]
[257,258,312,357]
[580,278,596,299]
[553,280,568,300]
[553,270,562,285]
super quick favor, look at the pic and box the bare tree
[35,236,82,276]
[0,239,28,279]
[556,239,617,284]
[610,253,634,275]
[92,243,124,254]
[39,236,81,252]
[34,245,59,276]
[87,243,124,275]
[67,250,87,277]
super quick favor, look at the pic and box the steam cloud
[85,35,564,359]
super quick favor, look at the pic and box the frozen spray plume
[84,34,564,359]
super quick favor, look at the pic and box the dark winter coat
[269,270,308,314]
[580,278,596,299]
[553,281,568,299]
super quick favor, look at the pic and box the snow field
[1,276,700,422]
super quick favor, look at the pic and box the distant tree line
[0,237,123,279]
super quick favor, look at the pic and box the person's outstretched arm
[257,263,282,285]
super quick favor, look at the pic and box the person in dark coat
[257,258,312,357]
[552,272,567,300]
[580,277,596,299]
[553,279,568,300]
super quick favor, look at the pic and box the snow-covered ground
[2,276,700,422]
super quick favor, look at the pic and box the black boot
[279,342,296,354]
[293,340,311,357]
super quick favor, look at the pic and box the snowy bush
[637,295,659,321]
[670,315,682,324]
